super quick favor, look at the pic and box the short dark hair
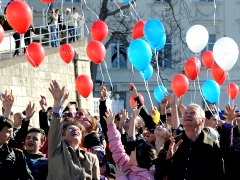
[205,111,216,120]
[0,116,13,131]
[26,128,46,143]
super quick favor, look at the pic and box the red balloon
[211,64,226,86]
[202,50,215,69]
[171,74,189,98]
[130,93,144,108]
[6,1,32,34]
[90,20,108,42]
[40,0,54,3]
[59,44,75,64]
[86,40,106,64]
[75,75,93,98]
[0,24,4,43]
[184,58,200,81]
[227,83,239,100]
[132,20,146,39]
[25,42,45,68]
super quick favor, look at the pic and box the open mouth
[71,132,79,137]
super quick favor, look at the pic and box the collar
[182,130,214,146]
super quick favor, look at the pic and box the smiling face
[0,126,13,146]
[62,125,82,145]
[183,104,205,129]
[25,132,43,154]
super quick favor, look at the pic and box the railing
[0,19,84,60]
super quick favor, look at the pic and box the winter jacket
[47,110,100,180]
[24,150,48,180]
[107,123,155,180]
[0,144,34,180]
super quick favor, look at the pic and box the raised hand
[39,96,48,112]
[61,88,69,103]
[166,138,183,160]
[3,90,14,109]
[103,109,115,125]
[48,80,65,107]
[224,104,240,123]
[119,109,128,130]
[132,103,142,118]
[165,92,177,107]
[111,165,131,178]
[129,83,138,97]
[25,101,35,121]
[99,84,107,101]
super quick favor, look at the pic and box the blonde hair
[66,8,71,13]
[188,103,205,119]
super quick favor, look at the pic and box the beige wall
[0,37,93,127]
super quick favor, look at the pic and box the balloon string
[83,0,99,20]
[213,104,221,121]
[227,72,230,105]
[144,80,153,108]
[144,80,152,104]
[45,3,51,26]
[60,0,64,33]
[129,3,140,21]
[207,69,209,80]
[112,0,128,18]
[99,63,105,85]
[65,64,69,89]
[131,64,135,83]
[213,0,216,25]
[194,80,196,103]
[103,61,113,92]
[196,76,214,115]
[79,0,89,35]
[190,80,193,103]
[154,50,164,86]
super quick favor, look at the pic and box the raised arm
[99,84,108,139]
[129,83,156,129]
[2,90,14,119]
[39,96,50,136]
[48,80,65,157]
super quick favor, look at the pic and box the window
[111,39,127,69]
[64,0,80,2]
[201,34,216,59]
[158,35,172,68]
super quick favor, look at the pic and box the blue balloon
[144,19,165,48]
[154,85,168,103]
[123,0,130,2]
[150,34,166,51]
[128,39,152,71]
[140,64,153,81]
[202,80,220,104]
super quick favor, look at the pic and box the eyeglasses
[78,116,92,125]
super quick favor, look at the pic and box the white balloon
[186,25,209,54]
[213,37,239,71]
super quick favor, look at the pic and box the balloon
[0,24,4,43]
[40,0,54,3]
[213,37,239,71]
[90,20,108,42]
[171,74,189,97]
[227,83,239,100]
[202,50,215,69]
[130,93,144,108]
[184,58,200,81]
[25,42,45,68]
[86,40,106,64]
[132,20,146,39]
[75,75,93,98]
[128,39,152,71]
[202,80,220,104]
[123,0,130,2]
[6,1,33,34]
[144,19,165,48]
[154,85,168,103]
[211,64,226,86]
[140,64,153,81]
[186,25,209,53]
[59,44,75,64]
[150,34,166,51]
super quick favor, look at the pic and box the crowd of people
[2,0,82,54]
[0,79,240,179]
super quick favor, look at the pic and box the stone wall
[0,37,93,127]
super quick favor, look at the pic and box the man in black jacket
[0,116,34,179]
